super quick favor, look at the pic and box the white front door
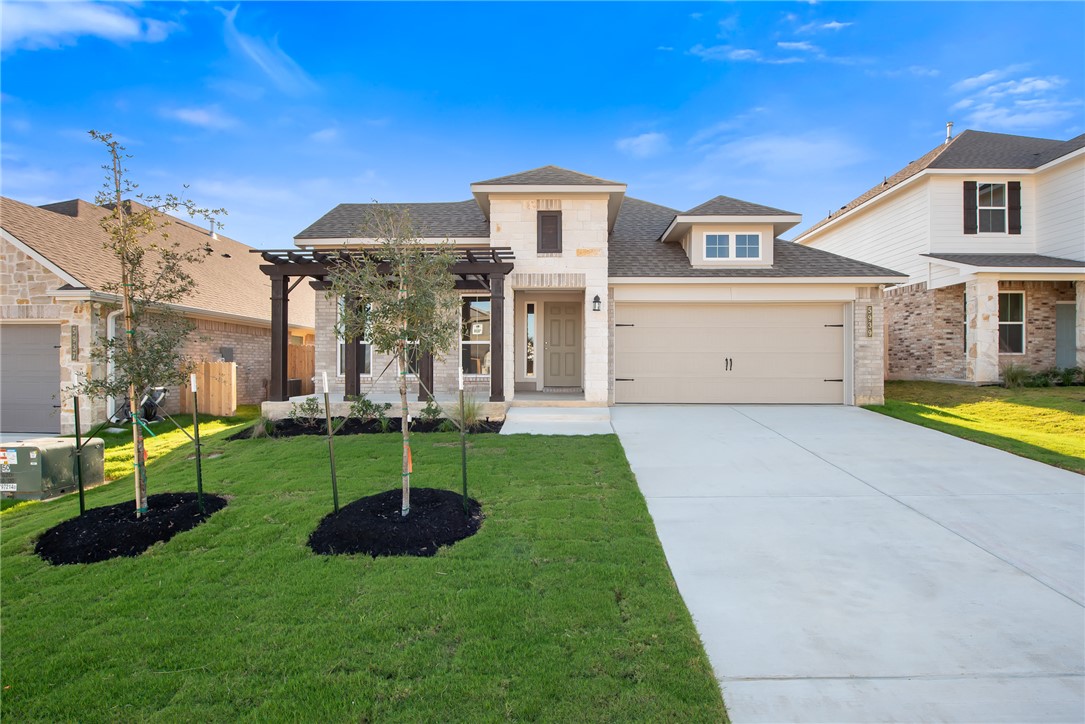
[544,302,581,387]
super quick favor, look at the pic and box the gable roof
[296,201,488,240]
[683,195,797,217]
[1,196,314,328]
[610,197,904,279]
[472,165,622,186]
[796,129,1085,241]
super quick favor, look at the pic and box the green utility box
[0,438,105,501]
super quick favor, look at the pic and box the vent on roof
[945,121,954,145]
[221,253,231,258]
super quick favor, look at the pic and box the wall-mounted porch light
[592,295,602,312]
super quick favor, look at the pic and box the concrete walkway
[500,406,613,435]
[611,405,1084,724]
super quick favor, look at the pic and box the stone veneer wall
[998,280,1075,372]
[852,287,886,405]
[885,282,968,380]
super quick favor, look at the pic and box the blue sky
[2,1,1082,247]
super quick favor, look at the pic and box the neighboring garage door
[614,303,846,404]
[0,324,61,433]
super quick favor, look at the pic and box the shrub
[288,397,324,428]
[441,394,483,432]
[248,416,274,439]
[1057,366,1083,386]
[419,398,442,424]
[348,395,392,422]
[1001,363,1030,388]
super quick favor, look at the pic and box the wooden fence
[288,344,315,396]
[180,361,237,416]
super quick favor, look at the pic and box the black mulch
[229,418,502,440]
[308,487,482,558]
[35,493,227,565]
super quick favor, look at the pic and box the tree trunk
[399,345,411,516]
[119,216,147,518]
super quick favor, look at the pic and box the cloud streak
[950,65,1076,131]
[1,2,180,52]
[160,106,239,130]
[220,5,317,96]
[616,132,670,159]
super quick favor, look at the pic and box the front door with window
[544,302,581,387]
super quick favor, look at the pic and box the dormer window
[537,211,562,253]
[704,232,761,260]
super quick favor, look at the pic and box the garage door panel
[614,303,846,404]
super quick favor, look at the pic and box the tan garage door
[1,324,62,433]
[614,303,846,404]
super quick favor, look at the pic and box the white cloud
[309,127,339,142]
[689,44,762,62]
[688,109,768,147]
[160,106,239,130]
[778,41,819,52]
[708,132,867,174]
[1,1,180,52]
[219,5,317,96]
[950,66,1076,132]
[616,132,670,159]
[798,20,853,33]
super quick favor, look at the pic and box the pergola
[254,248,515,402]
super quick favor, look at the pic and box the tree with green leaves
[71,131,224,518]
[329,205,459,516]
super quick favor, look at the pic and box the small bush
[419,398,442,424]
[288,397,324,428]
[1001,363,1031,388]
[441,394,483,432]
[1057,366,1083,386]
[348,395,392,422]
[248,416,274,439]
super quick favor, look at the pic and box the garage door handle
[616,378,635,382]
[823,379,843,382]
[824,324,844,328]
[615,324,635,327]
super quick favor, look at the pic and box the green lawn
[0,421,727,722]
[866,381,1085,474]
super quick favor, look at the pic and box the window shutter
[537,211,562,253]
[1007,181,1021,234]
[963,181,977,235]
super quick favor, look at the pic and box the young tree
[72,131,224,518]
[329,205,459,516]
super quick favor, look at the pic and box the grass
[866,381,1085,474]
[0,422,727,722]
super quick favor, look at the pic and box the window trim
[976,182,1007,234]
[998,291,1025,355]
[702,231,762,261]
[461,295,491,377]
[537,210,562,254]
[525,302,536,378]
[336,298,373,377]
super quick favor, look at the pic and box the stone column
[1077,280,1085,368]
[852,287,885,405]
[965,276,1000,384]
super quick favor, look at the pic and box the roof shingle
[295,201,489,240]
[472,165,623,186]
[683,195,797,216]
[923,253,1085,269]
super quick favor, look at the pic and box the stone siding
[852,287,886,405]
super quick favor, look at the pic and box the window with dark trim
[537,211,562,253]
[998,291,1024,354]
[964,181,1021,235]
[461,296,491,375]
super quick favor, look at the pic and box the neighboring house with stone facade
[256,166,903,415]
[0,196,315,435]
[795,129,1085,384]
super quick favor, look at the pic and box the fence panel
[288,344,315,396]
[180,361,237,416]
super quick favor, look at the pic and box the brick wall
[998,280,1075,372]
[183,317,271,405]
[852,287,886,405]
[885,282,968,380]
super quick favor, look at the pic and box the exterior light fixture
[592,295,602,312]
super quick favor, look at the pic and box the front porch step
[503,406,611,423]
[509,399,607,409]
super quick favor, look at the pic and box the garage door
[0,324,61,433]
[614,303,846,404]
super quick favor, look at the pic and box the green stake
[323,372,339,514]
[460,388,468,515]
[73,395,86,516]
[190,375,205,514]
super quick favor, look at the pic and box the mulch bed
[35,493,227,565]
[308,487,482,558]
[229,418,502,440]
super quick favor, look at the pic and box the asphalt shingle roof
[923,253,1085,268]
[683,195,798,217]
[472,165,622,186]
[797,130,1085,240]
[295,201,489,240]
[609,197,905,279]
[1,196,314,327]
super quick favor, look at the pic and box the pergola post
[489,272,505,402]
[269,275,290,401]
[418,353,434,402]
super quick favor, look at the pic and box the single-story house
[794,129,1085,383]
[256,166,904,413]
[1,196,315,435]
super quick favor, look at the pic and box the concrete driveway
[611,405,1084,723]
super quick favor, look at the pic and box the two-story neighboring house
[256,166,904,413]
[795,130,1085,384]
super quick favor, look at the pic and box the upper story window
[704,232,761,260]
[537,211,562,253]
[964,181,1021,235]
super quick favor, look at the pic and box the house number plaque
[71,327,79,360]
[865,306,873,337]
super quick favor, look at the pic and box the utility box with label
[0,438,105,501]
